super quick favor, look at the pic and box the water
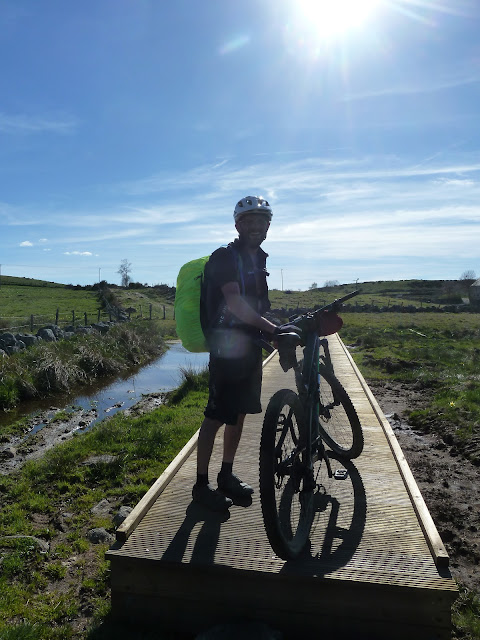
[1,342,210,435]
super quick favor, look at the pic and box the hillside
[0,275,476,336]
[268,278,472,313]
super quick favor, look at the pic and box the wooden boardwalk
[106,335,458,639]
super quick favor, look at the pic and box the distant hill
[0,275,67,288]
[268,279,469,312]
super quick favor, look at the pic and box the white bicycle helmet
[234,195,273,222]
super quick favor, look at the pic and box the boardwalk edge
[336,335,450,568]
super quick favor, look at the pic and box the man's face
[235,213,270,249]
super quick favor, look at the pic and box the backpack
[174,255,210,353]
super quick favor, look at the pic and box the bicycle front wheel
[318,365,363,459]
[259,389,314,560]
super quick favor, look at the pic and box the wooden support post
[55,308,59,325]
[149,304,152,320]
[163,305,166,319]
[30,314,34,332]
[84,312,88,326]
[72,310,75,326]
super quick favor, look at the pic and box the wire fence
[0,303,176,335]
[0,309,112,334]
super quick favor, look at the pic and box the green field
[269,278,470,311]
[0,278,105,331]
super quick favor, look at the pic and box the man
[192,195,281,511]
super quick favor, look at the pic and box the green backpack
[174,256,210,353]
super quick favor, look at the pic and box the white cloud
[64,251,93,256]
[19,240,33,246]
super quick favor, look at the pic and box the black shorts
[204,345,263,425]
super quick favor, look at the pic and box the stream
[0,342,210,437]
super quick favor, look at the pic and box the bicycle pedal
[334,468,348,480]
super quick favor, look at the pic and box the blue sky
[2,0,480,290]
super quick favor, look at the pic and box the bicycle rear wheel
[259,389,314,560]
[318,365,363,459]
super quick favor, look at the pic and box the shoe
[217,472,254,499]
[192,483,233,511]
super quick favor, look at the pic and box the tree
[117,259,132,288]
[460,270,476,281]
[324,279,339,288]
[460,270,476,295]
[309,282,318,290]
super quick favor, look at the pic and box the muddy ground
[369,380,480,594]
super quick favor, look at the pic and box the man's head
[234,196,272,249]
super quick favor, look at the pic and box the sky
[1,0,480,291]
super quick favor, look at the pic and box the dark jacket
[201,239,270,358]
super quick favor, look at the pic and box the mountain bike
[259,291,363,560]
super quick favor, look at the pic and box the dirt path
[370,380,480,594]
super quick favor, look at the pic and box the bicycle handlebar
[317,289,361,313]
[288,289,361,324]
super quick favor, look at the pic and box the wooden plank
[336,336,450,568]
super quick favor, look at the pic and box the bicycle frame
[298,327,333,488]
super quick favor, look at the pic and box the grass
[112,287,176,337]
[339,312,480,464]
[268,277,472,311]
[0,368,209,640]
[0,319,167,412]
[0,282,105,332]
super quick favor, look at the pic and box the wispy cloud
[342,73,480,102]
[64,251,93,256]
[0,112,78,134]
[19,240,33,247]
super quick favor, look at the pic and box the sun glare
[296,0,381,38]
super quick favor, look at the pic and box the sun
[295,0,381,39]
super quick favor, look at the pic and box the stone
[113,506,133,528]
[36,328,56,342]
[91,499,112,517]
[0,446,17,459]
[0,332,16,347]
[87,528,114,544]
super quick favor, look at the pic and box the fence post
[72,310,75,326]
[140,304,143,318]
[30,314,34,332]
[149,304,152,320]
[98,309,101,322]
[84,312,88,326]
[163,305,166,319]
[55,308,59,325]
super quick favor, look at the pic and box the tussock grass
[0,320,166,410]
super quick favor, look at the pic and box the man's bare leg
[196,416,223,476]
[222,414,245,464]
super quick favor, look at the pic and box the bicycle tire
[259,389,314,560]
[317,365,363,459]
[295,359,363,459]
